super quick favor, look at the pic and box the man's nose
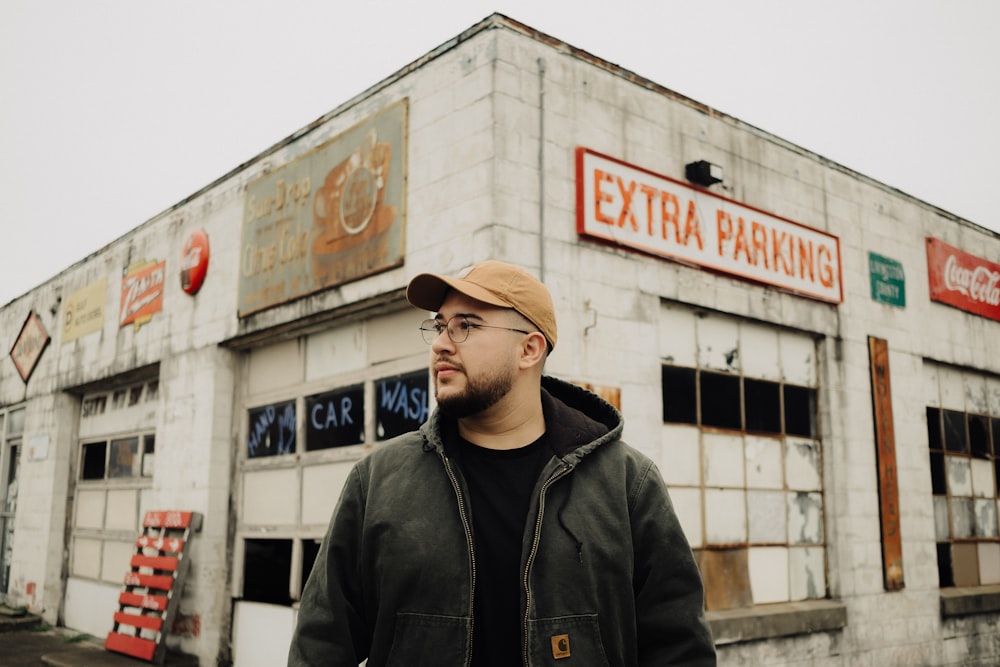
[430,326,455,353]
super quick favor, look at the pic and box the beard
[435,363,515,419]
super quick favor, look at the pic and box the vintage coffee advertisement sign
[926,237,1000,322]
[238,100,407,316]
[576,147,843,303]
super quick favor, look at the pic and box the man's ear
[519,332,548,369]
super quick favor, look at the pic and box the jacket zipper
[442,454,477,667]
[521,463,572,667]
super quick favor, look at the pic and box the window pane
[929,451,947,495]
[375,371,429,441]
[936,542,954,587]
[8,408,24,435]
[969,415,990,458]
[744,379,781,434]
[662,366,697,424]
[81,442,107,480]
[993,418,1000,456]
[926,407,942,450]
[301,538,322,591]
[142,435,155,477]
[247,400,297,458]
[305,385,365,451]
[700,372,741,430]
[108,437,140,478]
[943,410,967,453]
[242,539,292,605]
[951,498,975,538]
[784,385,817,437]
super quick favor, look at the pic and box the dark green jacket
[289,376,716,666]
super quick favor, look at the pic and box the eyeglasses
[419,315,531,345]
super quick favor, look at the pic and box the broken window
[927,401,1000,588]
[658,309,824,611]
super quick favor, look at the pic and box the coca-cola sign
[926,237,1000,322]
[180,229,210,296]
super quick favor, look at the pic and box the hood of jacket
[417,374,624,463]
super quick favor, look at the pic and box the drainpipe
[537,57,546,282]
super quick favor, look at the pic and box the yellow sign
[62,278,107,343]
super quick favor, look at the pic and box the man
[289,260,716,666]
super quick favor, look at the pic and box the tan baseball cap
[406,260,557,350]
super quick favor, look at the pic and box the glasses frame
[419,315,532,345]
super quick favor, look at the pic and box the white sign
[575,148,843,303]
[27,435,49,461]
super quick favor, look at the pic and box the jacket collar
[419,375,624,463]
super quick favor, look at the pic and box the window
[71,374,159,586]
[79,434,154,481]
[245,372,429,458]
[662,365,817,438]
[1,407,25,597]
[927,406,1000,587]
[242,539,293,605]
[247,400,297,458]
[658,304,824,612]
[237,310,429,607]
[305,385,365,451]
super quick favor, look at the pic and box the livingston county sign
[238,100,407,316]
[575,147,843,304]
[926,237,1000,322]
[869,252,906,307]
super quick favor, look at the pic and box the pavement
[0,606,198,667]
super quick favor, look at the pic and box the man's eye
[457,320,475,331]
[433,323,447,333]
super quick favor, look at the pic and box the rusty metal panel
[238,100,407,317]
[868,336,905,590]
[696,548,753,611]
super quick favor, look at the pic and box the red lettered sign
[120,260,166,330]
[926,237,1000,322]
[576,147,843,303]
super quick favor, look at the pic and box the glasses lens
[419,319,440,344]
[448,316,470,343]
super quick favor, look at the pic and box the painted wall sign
[868,252,905,307]
[305,385,366,450]
[180,229,210,296]
[247,400,296,458]
[62,278,107,343]
[10,310,50,382]
[868,336,904,591]
[576,147,843,303]
[926,237,1000,322]
[375,371,429,440]
[238,99,408,316]
[120,260,166,330]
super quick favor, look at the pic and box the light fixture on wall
[685,160,723,187]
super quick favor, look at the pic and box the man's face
[429,291,524,418]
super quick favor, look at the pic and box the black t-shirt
[453,432,552,667]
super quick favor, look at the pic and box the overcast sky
[2,1,997,306]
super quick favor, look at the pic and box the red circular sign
[180,229,210,295]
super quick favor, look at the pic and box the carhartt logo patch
[551,633,571,659]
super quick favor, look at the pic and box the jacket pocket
[526,614,610,666]
[384,612,471,667]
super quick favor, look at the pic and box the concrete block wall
[483,19,1000,666]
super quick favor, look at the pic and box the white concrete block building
[1,14,999,666]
